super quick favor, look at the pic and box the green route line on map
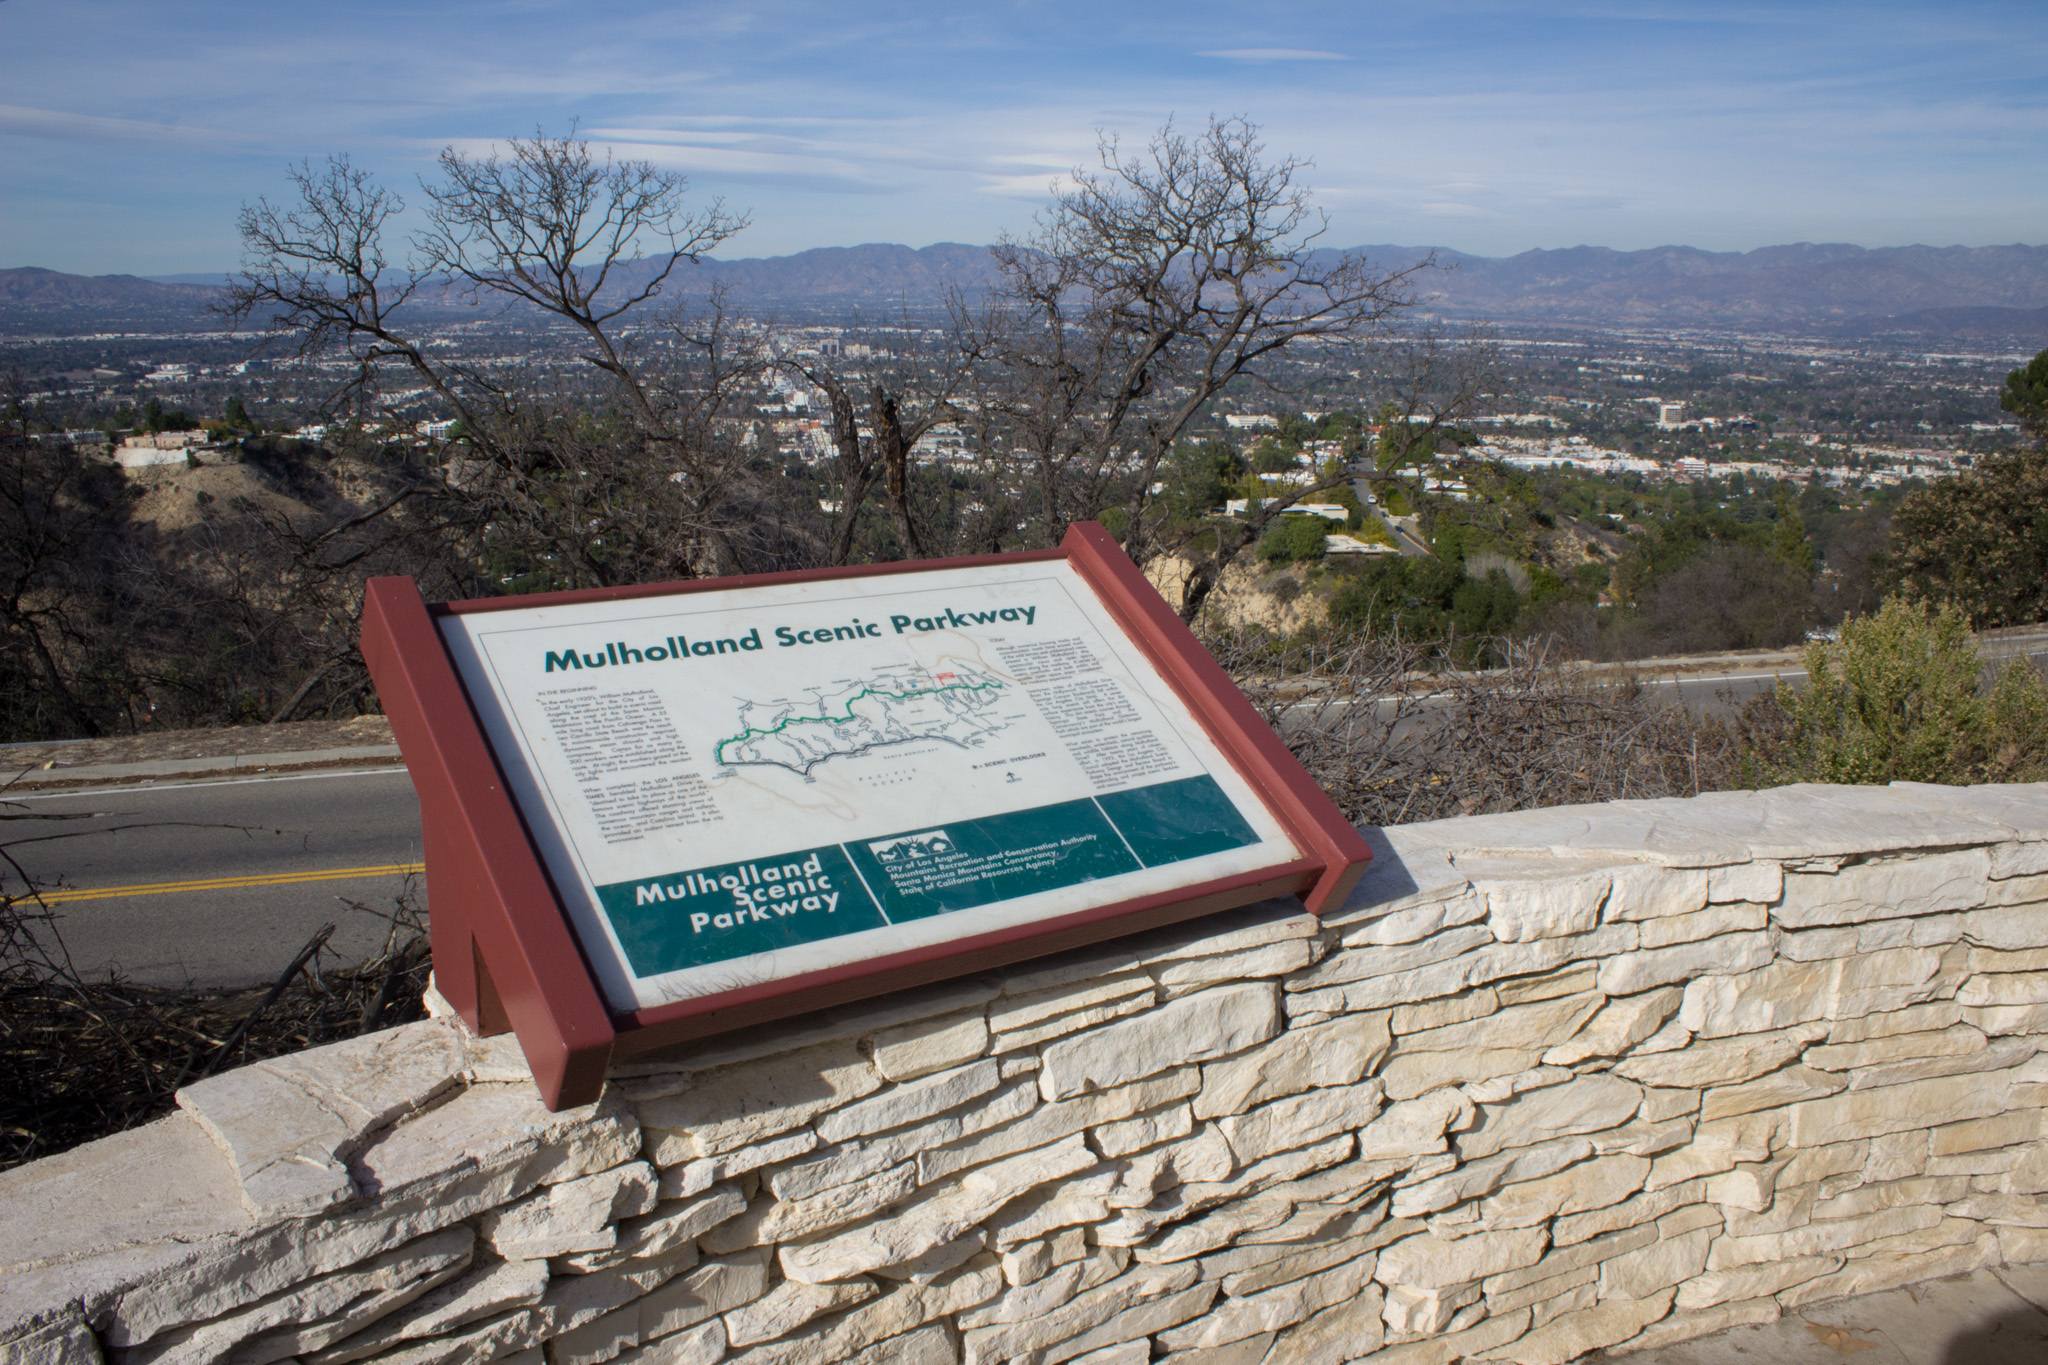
[714,678,1005,767]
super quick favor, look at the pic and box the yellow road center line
[38,862,426,905]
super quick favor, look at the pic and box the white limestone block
[0,1312,100,1365]
[753,1262,1002,1365]
[991,993,1156,1052]
[1827,999,1965,1045]
[303,1259,549,1365]
[1375,1224,1548,1291]
[1970,944,2048,973]
[722,1163,917,1252]
[817,1060,1001,1143]
[780,1135,1097,1283]
[961,1248,1125,1330]
[1193,1011,1389,1120]
[1383,1280,1481,1336]
[119,1227,473,1365]
[1001,943,1143,996]
[1338,888,1487,947]
[654,1128,820,1199]
[773,1078,1036,1202]
[175,1020,470,1220]
[1093,1103,1194,1158]
[636,1251,771,1342]
[1475,1153,1650,1232]
[634,1040,881,1158]
[1291,925,1494,993]
[1605,863,1711,922]
[1639,901,1768,950]
[1393,1132,1594,1220]
[1544,987,1681,1067]
[1039,983,1279,1102]
[614,977,997,1083]
[1392,988,1498,1035]
[1472,1289,1674,1365]
[1788,1066,2026,1148]
[1964,1002,2048,1035]
[1023,1281,1217,1365]
[635,1320,724,1365]
[917,1069,1195,1185]
[1484,869,1611,943]
[1596,930,1774,997]
[1961,904,2048,951]
[960,1262,1199,1363]
[1356,1090,1476,1163]
[1705,1203,1946,1269]
[1459,1075,1644,1161]
[869,1012,990,1083]
[1707,860,1784,904]
[1959,970,2048,1008]
[1214,1079,1383,1166]
[988,971,1154,1035]
[1700,1065,1845,1124]
[1156,938,1317,998]
[1679,957,1837,1039]
[724,1277,877,1348]
[1133,898,1319,964]
[479,1162,658,1261]
[1776,848,1990,929]
[561,1184,745,1271]
[1595,1223,1712,1300]
[1551,1177,1708,1248]
[1614,1022,1827,1090]
[1930,1108,2041,1157]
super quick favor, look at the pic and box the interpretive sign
[362,523,1369,1108]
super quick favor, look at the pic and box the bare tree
[784,315,992,565]
[222,158,513,444]
[973,116,1429,619]
[224,132,777,587]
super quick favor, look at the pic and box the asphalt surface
[7,767,425,988]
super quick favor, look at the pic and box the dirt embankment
[2,715,394,775]
[1145,555,1332,633]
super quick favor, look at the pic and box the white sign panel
[438,559,1298,1012]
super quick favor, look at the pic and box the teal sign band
[598,844,889,978]
[597,774,1261,979]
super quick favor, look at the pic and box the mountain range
[6,241,2047,342]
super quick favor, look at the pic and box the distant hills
[6,241,2048,342]
[0,267,223,334]
[1406,243,2048,340]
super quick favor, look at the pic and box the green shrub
[1259,514,1329,565]
[1757,596,2048,785]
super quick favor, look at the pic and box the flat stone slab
[1611,1265,2048,1363]
[177,1020,470,1220]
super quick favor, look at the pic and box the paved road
[6,768,425,988]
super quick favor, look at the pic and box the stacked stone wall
[6,781,2048,1365]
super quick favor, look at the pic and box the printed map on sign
[713,663,1012,776]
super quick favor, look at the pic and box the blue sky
[4,1,2045,275]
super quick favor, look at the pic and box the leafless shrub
[1210,627,1742,827]
[0,792,431,1171]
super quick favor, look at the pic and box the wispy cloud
[1196,48,1348,62]
[2,1,2043,272]
[0,103,250,148]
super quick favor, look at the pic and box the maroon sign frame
[360,522,1370,1109]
